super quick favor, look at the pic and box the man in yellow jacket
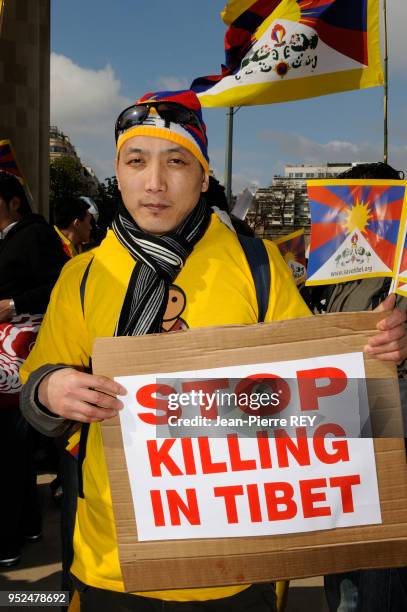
[54,198,92,258]
[20,90,407,611]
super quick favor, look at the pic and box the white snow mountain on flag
[307,229,392,283]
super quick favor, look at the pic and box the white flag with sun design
[305,180,407,286]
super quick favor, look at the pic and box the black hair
[338,162,404,180]
[0,171,31,215]
[204,175,229,212]
[54,198,90,229]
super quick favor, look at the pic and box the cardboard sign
[117,352,381,542]
[92,312,407,592]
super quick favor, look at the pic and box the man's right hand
[38,368,127,423]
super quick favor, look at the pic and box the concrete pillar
[0,0,50,217]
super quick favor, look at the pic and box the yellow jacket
[21,214,310,601]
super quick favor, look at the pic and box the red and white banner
[116,352,381,541]
[0,314,42,393]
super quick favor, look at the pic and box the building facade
[49,125,79,161]
[247,163,354,239]
[49,125,99,196]
[0,0,50,216]
[285,163,352,180]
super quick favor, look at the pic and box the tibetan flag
[274,228,306,284]
[306,180,407,286]
[0,139,26,182]
[393,212,407,298]
[191,0,383,107]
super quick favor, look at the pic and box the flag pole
[383,0,388,164]
[389,220,406,296]
[0,0,6,34]
[389,190,407,296]
[224,106,234,207]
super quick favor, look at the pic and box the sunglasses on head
[115,102,206,142]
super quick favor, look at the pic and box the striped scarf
[111,199,211,336]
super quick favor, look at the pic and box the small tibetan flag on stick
[0,0,6,36]
[274,229,306,285]
[0,139,33,205]
[0,139,25,181]
[391,203,407,297]
[393,242,407,297]
[305,180,407,286]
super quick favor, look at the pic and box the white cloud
[156,76,190,91]
[232,172,261,194]
[50,53,133,180]
[387,0,406,76]
[206,156,262,197]
[261,131,407,175]
[50,57,198,181]
[51,53,132,135]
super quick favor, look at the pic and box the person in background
[54,198,92,258]
[205,175,255,237]
[301,162,407,612]
[79,197,107,250]
[0,171,68,567]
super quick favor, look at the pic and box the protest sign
[93,312,407,592]
[117,351,381,542]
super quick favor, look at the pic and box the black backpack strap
[237,234,271,322]
[77,423,90,499]
[77,257,94,497]
[80,257,94,315]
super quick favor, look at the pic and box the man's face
[0,196,8,229]
[115,135,209,235]
[0,196,19,230]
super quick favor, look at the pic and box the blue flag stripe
[309,199,348,224]
[307,230,348,278]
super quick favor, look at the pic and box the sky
[51,0,407,194]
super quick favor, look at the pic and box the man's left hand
[0,299,13,323]
[364,294,407,363]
